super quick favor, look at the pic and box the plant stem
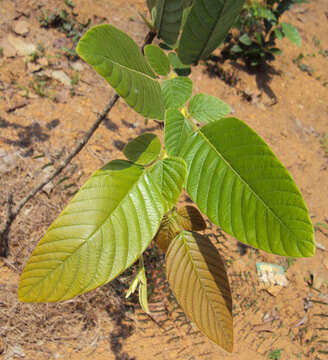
[0,31,156,258]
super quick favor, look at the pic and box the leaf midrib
[96,55,157,81]
[198,130,304,254]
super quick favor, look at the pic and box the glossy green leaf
[181,118,315,257]
[162,77,193,109]
[281,22,301,46]
[188,93,230,123]
[150,157,187,210]
[123,133,161,165]
[76,24,164,120]
[154,0,185,45]
[164,109,193,156]
[144,45,171,76]
[19,158,186,303]
[178,0,245,64]
[166,231,233,351]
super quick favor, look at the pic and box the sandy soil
[0,0,327,359]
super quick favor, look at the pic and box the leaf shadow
[194,232,233,315]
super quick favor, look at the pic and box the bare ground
[0,0,328,359]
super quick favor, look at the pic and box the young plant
[18,0,315,353]
[222,0,306,67]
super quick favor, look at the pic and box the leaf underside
[155,205,206,252]
[178,0,245,64]
[76,24,164,120]
[166,231,233,351]
[155,0,185,45]
[181,118,314,257]
[19,158,186,303]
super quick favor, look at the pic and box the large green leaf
[181,118,315,257]
[166,231,233,351]
[162,77,193,109]
[76,24,165,120]
[144,45,171,76]
[281,22,301,46]
[164,109,193,156]
[19,158,186,302]
[123,133,161,165]
[178,0,245,64]
[154,0,185,45]
[188,93,230,123]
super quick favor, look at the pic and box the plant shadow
[203,55,280,104]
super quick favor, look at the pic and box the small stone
[27,62,41,73]
[38,57,49,67]
[13,20,30,36]
[0,149,20,173]
[0,38,17,57]
[51,70,71,87]
[71,61,84,71]
[7,34,36,56]
[324,258,328,270]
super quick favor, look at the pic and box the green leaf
[76,24,164,120]
[19,158,185,302]
[239,33,252,46]
[231,44,243,53]
[181,118,315,257]
[164,109,193,156]
[154,0,185,45]
[274,27,284,40]
[123,133,161,165]
[281,22,301,46]
[188,93,230,123]
[178,0,245,64]
[144,45,171,76]
[150,157,187,210]
[257,8,276,22]
[166,231,233,351]
[168,52,191,76]
[162,77,193,109]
